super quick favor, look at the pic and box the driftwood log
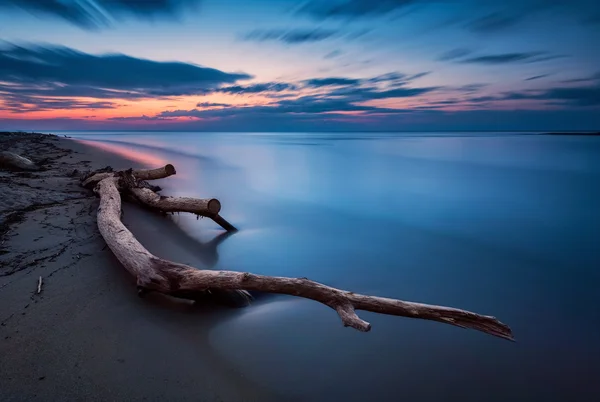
[82,164,514,341]
[0,151,40,171]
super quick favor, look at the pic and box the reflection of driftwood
[86,164,514,340]
[0,151,40,171]
[199,231,235,267]
[163,226,234,268]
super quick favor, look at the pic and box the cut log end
[132,165,177,181]
[207,199,221,215]
[165,164,176,176]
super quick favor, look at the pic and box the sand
[0,133,279,401]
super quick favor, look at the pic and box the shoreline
[0,132,277,402]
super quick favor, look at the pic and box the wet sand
[0,133,279,401]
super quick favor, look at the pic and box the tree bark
[133,164,176,181]
[129,187,237,231]
[82,164,176,189]
[130,188,221,216]
[82,172,113,188]
[93,174,514,341]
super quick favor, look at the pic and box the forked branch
[83,165,236,231]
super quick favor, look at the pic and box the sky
[0,0,598,132]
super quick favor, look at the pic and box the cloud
[156,70,438,122]
[298,0,423,20]
[464,12,522,33]
[161,81,438,120]
[297,0,600,31]
[196,71,436,115]
[204,71,433,98]
[0,0,202,29]
[329,86,439,101]
[0,42,251,112]
[437,48,473,62]
[0,43,249,90]
[158,98,404,119]
[243,28,339,44]
[303,77,363,87]
[180,74,599,124]
[453,83,488,93]
[541,85,600,106]
[5,108,599,132]
[362,72,430,87]
[203,82,297,95]
[324,50,344,59]
[196,102,232,107]
[1,92,117,113]
[459,52,565,65]
[107,115,169,121]
[525,74,551,81]
[560,72,600,84]
[464,82,600,106]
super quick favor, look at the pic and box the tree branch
[133,164,176,181]
[130,188,221,216]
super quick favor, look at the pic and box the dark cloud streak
[303,77,363,87]
[0,42,251,105]
[459,52,565,65]
[0,42,251,112]
[298,0,423,20]
[244,28,338,44]
[196,102,232,107]
[464,12,522,33]
[437,48,473,62]
[0,0,202,29]
[204,82,297,95]
[525,74,550,81]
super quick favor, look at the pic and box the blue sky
[0,0,598,131]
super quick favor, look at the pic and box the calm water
[68,132,600,401]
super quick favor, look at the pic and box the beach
[0,132,279,401]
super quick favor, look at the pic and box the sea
[63,131,600,401]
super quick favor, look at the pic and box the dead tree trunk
[89,167,514,341]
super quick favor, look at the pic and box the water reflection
[160,217,235,268]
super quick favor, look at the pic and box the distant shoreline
[542,132,600,136]
[3,130,600,135]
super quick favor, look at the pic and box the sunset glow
[0,0,598,131]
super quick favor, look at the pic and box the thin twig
[36,276,43,294]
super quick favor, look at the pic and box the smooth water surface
[68,131,600,401]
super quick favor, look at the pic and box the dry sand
[0,133,280,401]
